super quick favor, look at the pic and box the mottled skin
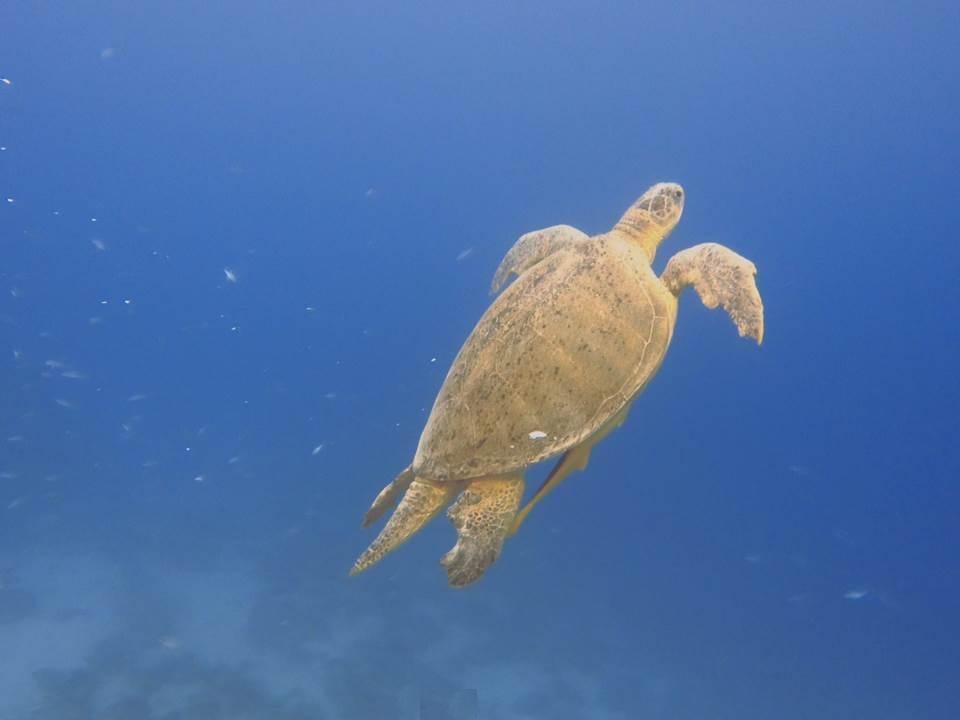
[352,183,765,587]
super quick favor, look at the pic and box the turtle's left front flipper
[661,243,764,344]
[490,225,589,295]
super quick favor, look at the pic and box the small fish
[54,398,74,408]
[455,247,474,262]
[91,238,107,251]
[44,359,67,369]
[312,444,325,456]
[1,78,12,86]
[224,267,238,283]
[528,430,548,440]
[127,393,147,402]
[843,589,869,600]
[61,370,86,380]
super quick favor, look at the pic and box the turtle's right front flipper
[661,243,765,344]
[490,224,589,295]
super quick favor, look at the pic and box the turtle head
[613,182,685,262]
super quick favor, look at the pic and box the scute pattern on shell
[413,234,676,481]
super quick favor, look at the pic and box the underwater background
[1,1,958,718]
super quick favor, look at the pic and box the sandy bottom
[0,543,655,720]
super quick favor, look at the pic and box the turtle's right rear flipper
[442,475,524,587]
[361,466,415,527]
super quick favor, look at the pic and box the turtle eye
[674,189,683,200]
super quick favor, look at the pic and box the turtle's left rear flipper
[352,477,456,576]
[361,466,415,528]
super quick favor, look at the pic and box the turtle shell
[413,234,677,481]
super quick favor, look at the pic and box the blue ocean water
[1,1,958,718]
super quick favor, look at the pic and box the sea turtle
[352,182,764,587]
